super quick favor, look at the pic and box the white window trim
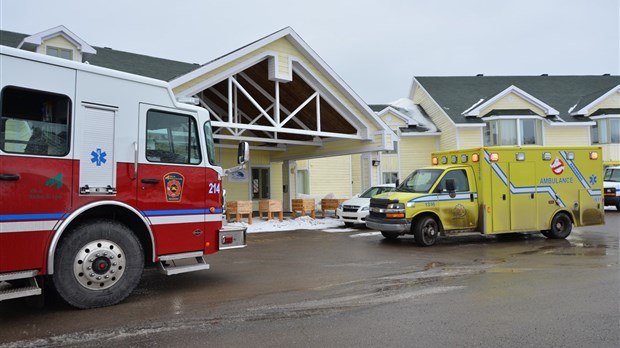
[483,116,544,146]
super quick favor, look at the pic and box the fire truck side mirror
[237,142,250,165]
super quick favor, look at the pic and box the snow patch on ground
[226,216,346,233]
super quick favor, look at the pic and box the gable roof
[18,25,96,54]
[0,28,199,81]
[412,75,620,124]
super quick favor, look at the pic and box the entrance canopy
[170,27,395,161]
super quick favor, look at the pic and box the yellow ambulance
[366,146,605,246]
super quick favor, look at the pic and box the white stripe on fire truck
[148,213,223,225]
[0,220,59,233]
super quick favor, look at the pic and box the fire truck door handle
[141,178,160,184]
[133,141,138,180]
[0,173,20,181]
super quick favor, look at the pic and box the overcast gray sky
[1,0,619,103]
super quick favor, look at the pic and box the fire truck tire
[413,216,439,247]
[545,212,573,239]
[381,231,400,240]
[52,219,144,309]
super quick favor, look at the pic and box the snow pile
[226,216,346,233]
[389,98,438,132]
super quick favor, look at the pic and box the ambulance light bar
[432,157,438,165]
[567,152,575,160]
[472,153,480,162]
[543,152,552,160]
[490,153,499,162]
[451,155,458,164]
[516,152,525,161]
[461,154,468,163]
[590,151,599,160]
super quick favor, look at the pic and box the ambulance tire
[53,219,144,309]
[413,216,439,247]
[546,212,573,239]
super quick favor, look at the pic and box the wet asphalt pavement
[1,211,619,347]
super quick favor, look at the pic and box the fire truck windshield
[204,120,216,165]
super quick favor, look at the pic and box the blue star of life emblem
[589,174,597,185]
[91,148,107,166]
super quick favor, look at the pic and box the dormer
[17,25,96,62]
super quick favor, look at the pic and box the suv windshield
[604,168,620,182]
[359,186,394,198]
[396,169,443,193]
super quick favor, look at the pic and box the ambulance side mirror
[237,142,250,165]
[445,179,456,198]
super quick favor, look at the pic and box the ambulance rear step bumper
[157,251,210,276]
[0,270,42,301]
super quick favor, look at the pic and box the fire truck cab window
[146,110,201,164]
[0,86,71,156]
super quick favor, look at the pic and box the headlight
[386,203,405,210]
[361,206,369,211]
[338,203,343,209]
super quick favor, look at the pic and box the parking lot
[1,211,619,347]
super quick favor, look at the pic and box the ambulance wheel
[53,219,144,309]
[413,216,439,247]
[546,212,573,239]
[381,231,400,240]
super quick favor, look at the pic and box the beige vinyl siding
[601,144,620,162]
[544,126,589,146]
[270,162,283,202]
[399,136,437,176]
[412,87,457,150]
[480,92,545,116]
[381,154,398,171]
[381,111,408,128]
[217,147,249,202]
[37,35,78,61]
[308,155,352,198]
[351,154,362,195]
[588,92,620,114]
[457,127,483,148]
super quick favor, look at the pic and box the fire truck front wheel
[413,216,439,247]
[544,212,573,239]
[53,219,144,309]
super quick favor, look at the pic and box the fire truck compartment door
[77,104,117,194]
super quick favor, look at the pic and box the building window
[484,118,542,146]
[252,167,270,199]
[296,169,309,195]
[1,86,71,156]
[382,172,399,184]
[46,46,73,60]
[592,118,620,144]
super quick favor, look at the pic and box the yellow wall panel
[308,155,352,198]
[399,137,437,177]
[412,88,457,150]
[458,127,483,148]
[589,92,620,114]
[544,126,589,146]
[480,92,545,116]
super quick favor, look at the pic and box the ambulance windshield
[397,169,443,193]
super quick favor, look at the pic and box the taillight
[221,235,235,244]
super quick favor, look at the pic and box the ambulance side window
[436,170,469,192]
[0,86,71,156]
[145,110,201,165]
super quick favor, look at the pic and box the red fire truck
[0,46,248,308]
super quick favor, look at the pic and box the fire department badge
[164,172,184,202]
